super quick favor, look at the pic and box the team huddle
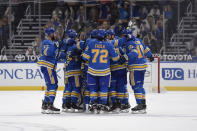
[37,27,154,114]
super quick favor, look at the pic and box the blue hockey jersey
[82,39,120,76]
[59,38,76,60]
[64,40,85,77]
[110,39,127,72]
[37,39,58,69]
[126,38,152,71]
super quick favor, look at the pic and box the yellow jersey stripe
[82,53,90,60]
[114,40,118,48]
[88,68,110,74]
[144,47,150,54]
[112,55,120,61]
[47,68,55,84]
[110,64,126,70]
[37,61,54,68]
[128,65,148,70]
[130,71,135,86]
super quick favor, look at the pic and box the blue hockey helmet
[97,29,106,39]
[121,28,135,40]
[67,29,77,38]
[106,29,115,36]
[121,28,132,35]
[45,28,55,36]
[90,29,98,38]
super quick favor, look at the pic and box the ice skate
[47,103,60,114]
[120,103,131,113]
[88,104,98,114]
[131,104,146,114]
[41,100,48,114]
[62,102,72,112]
[98,104,109,114]
[70,102,83,113]
[108,103,120,114]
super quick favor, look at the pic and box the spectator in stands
[145,32,158,53]
[88,7,98,23]
[0,20,3,51]
[164,5,173,20]
[25,47,36,57]
[187,32,197,60]
[143,15,156,32]
[118,0,130,20]
[164,5,174,41]
[52,7,63,20]
[55,26,64,40]
[102,21,109,30]
[140,21,149,38]
[75,6,85,26]
[155,20,163,40]
[99,2,109,20]
[138,6,148,20]
[1,16,9,49]
[64,4,74,21]
[4,7,15,31]
[31,37,41,55]
[109,2,119,25]
[149,6,160,22]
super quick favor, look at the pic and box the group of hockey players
[37,26,154,115]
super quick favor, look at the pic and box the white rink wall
[0,62,197,91]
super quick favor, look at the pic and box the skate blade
[62,108,69,112]
[120,109,130,113]
[92,109,98,114]
[84,110,91,114]
[99,110,108,114]
[109,108,120,114]
[41,109,48,114]
[63,108,73,113]
[131,110,146,114]
[47,110,60,114]
[73,109,84,113]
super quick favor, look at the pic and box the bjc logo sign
[162,68,184,80]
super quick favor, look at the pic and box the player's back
[85,39,119,76]
[126,38,149,71]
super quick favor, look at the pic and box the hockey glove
[150,55,154,62]
[119,55,127,65]
[54,41,60,49]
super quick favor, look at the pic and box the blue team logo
[162,68,184,80]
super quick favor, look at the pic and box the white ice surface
[0,91,197,131]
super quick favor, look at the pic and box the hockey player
[61,29,84,112]
[60,30,75,112]
[125,29,154,114]
[83,29,98,112]
[106,29,129,113]
[37,28,60,114]
[82,29,120,114]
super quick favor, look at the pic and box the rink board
[0,62,197,91]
